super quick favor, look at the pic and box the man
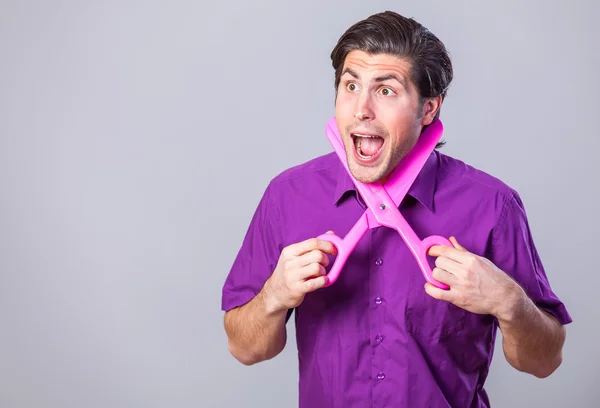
[221,11,571,408]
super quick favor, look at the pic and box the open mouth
[351,133,385,163]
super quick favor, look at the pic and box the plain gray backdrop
[1,0,598,407]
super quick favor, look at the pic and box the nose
[354,92,375,121]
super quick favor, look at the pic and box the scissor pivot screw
[380,204,386,210]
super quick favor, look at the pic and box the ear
[420,96,442,126]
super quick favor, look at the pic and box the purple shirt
[221,150,572,408]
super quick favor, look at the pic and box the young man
[221,11,571,408]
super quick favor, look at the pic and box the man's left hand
[426,237,523,320]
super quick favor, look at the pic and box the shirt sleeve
[489,190,572,325]
[221,181,283,312]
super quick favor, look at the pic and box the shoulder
[271,152,339,184]
[433,152,533,258]
[265,152,341,198]
[434,151,530,237]
[261,153,343,241]
[435,151,519,202]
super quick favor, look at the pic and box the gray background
[0,0,597,407]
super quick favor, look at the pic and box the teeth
[352,135,373,159]
[358,149,372,159]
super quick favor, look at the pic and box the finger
[431,267,457,286]
[427,244,448,257]
[303,274,329,293]
[449,236,468,252]
[428,244,470,263]
[434,256,461,275]
[296,262,327,281]
[284,237,337,257]
[319,232,338,255]
[288,249,330,269]
[323,230,338,254]
[424,282,454,302]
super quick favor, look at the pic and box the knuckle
[303,280,316,292]
[281,280,292,294]
[281,247,292,259]
[290,280,301,293]
[283,271,295,285]
[467,255,478,267]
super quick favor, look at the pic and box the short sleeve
[489,191,572,325]
[221,181,283,312]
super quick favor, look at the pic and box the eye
[346,82,359,92]
[379,87,395,96]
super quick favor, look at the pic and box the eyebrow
[373,73,405,86]
[341,67,406,86]
[341,67,360,79]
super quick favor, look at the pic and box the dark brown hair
[331,11,453,125]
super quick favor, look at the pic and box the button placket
[370,232,388,391]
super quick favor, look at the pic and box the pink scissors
[318,117,451,289]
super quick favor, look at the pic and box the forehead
[342,50,413,79]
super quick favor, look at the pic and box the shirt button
[375,258,383,266]
[374,296,383,305]
[375,334,384,343]
[377,372,386,380]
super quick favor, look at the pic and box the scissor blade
[324,119,383,204]
[324,117,444,209]
[383,120,444,206]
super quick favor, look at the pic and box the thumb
[322,230,337,255]
[449,236,467,251]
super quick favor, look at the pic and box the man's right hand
[263,232,337,313]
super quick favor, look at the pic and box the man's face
[335,50,439,184]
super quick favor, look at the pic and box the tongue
[360,137,384,156]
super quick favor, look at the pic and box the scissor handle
[316,233,348,287]
[319,231,452,289]
[413,234,453,290]
[316,214,370,287]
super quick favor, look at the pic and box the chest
[281,193,494,346]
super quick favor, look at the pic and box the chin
[342,131,391,184]
[347,160,387,184]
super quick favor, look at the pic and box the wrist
[261,278,286,316]
[495,280,527,325]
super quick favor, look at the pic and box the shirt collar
[333,151,438,211]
